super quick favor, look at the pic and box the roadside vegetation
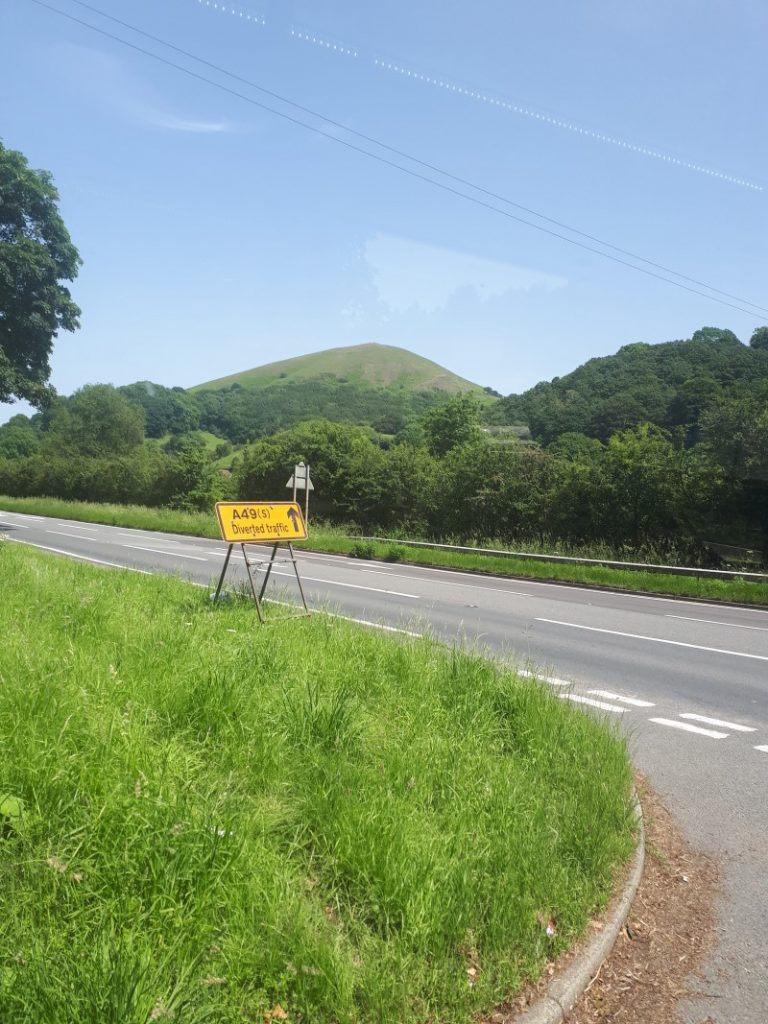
[2,495,767,605]
[0,542,635,1023]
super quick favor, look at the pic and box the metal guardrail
[355,537,768,582]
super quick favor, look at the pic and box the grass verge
[4,494,763,605]
[0,541,635,1023]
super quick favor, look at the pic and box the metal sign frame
[212,503,311,623]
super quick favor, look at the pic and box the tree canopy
[0,141,81,407]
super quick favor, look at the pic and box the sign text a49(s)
[215,502,308,543]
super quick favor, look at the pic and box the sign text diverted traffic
[215,502,308,543]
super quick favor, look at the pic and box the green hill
[190,342,486,394]
[184,343,493,442]
[499,326,768,445]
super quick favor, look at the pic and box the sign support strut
[213,541,310,623]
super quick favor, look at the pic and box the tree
[601,424,682,549]
[0,141,81,407]
[422,393,482,457]
[749,327,768,351]
[43,385,145,458]
[0,413,40,458]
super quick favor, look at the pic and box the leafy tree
[547,432,604,464]
[600,425,683,548]
[0,413,40,458]
[119,382,200,437]
[0,141,81,407]
[500,325,765,445]
[43,384,145,458]
[160,434,226,510]
[422,393,482,457]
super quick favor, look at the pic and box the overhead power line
[28,0,768,322]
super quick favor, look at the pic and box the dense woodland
[1,325,767,564]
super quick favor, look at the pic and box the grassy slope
[190,342,489,396]
[2,496,767,605]
[0,542,634,1023]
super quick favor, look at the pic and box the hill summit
[190,343,485,395]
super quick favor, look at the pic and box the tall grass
[0,542,635,1023]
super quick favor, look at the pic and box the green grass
[4,495,765,605]
[0,541,635,1023]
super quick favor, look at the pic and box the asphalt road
[2,508,767,1023]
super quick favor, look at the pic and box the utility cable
[27,0,768,322]
[64,0,768,317]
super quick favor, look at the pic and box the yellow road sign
[215,502,308,543]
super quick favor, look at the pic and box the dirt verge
[483,773,720,1024]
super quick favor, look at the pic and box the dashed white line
[121,544,208,561]
[679,713,756,733]
[47,529,100,540]
[667,614,768,632]
[518,669,570,686]
[588,689,655,707]
[361,568,532,597]
[56,523,100,531]
[325,612,423,637]
[559,693,625,713]
[649,717,728,739]
[536,618,768,662]
[755,745,768,753]
[268,569,419,599]
[3,521,29,528]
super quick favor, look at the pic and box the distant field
[0,542,634,1023]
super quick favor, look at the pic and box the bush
[350,540,376,559]
[383,543,407,563]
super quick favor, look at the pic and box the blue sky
[2,0,766,422]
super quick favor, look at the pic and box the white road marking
[269,569,419,599]
[116,533,185,544]
[588,689,655,707]
[47,529,102,540]
[667,614,768,632]
[6,537,152,573]
[518,669,570,686]
[325,612,423,637]
[1,511,46,520]
[121,544,207,561]
[649,717,728,739]
[3,521,29,528]
[755,745,768,753]
[536,618,768,662]
[56,523,100,531]
[198,585,424,637]
[361,568,532,597]
[679,713,756,732]
[559,693,625,713]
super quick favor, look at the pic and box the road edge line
[512,789,645,1023]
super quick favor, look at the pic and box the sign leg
[241,544,266,623]
[213,544,234,601]
[288,542,310,614]
[258,542,280,602]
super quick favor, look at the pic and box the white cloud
[143,113,232,134]
[52,43,235,134]
[363,234,567,314]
